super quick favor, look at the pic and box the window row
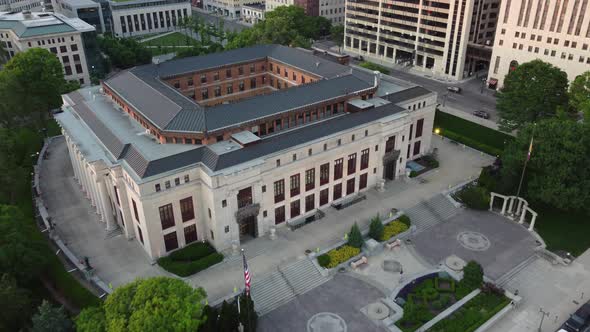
[155,174,190,192]
[163,224,198,252]
[273,173,369,224]
[158,196,196,230]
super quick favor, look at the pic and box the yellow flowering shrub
[326,245,361,268]
[381,220,409,241]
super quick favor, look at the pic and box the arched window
[509,60,519,73]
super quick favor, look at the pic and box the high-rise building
[344,0,500,80]
[0,11,95,85]
[0,0,43,12]
[319,0,344,24]
[488,0,590,89]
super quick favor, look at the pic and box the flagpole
[516,124,535,198]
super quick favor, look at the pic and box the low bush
[477,166,498,192]
[359,61,390,74]
[420,287,439,301]
[434,277,456,293]
[431,299,443,310]
[325,245,361,268]
[158,252,223,277]
[440,294,451,307]
[409,170,418,178]
[381,220,409,241]
[368,215,384,241]
[457,184,490,210]
[168,242,216,261]
[398,215,411,227]
[421,155,440,168]
[317,254,331,268]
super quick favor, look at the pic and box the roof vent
[22,10,32,19]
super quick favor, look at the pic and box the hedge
[398,215,411,227]
[434,277,456,293]
[456,184,490,210]
[168,242,216,261]
[359,61,390,74]
[159,252,224,277]
[319,245,361,269]
[433,111,514,156]
[381,220,409,241]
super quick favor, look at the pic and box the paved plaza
[412,209,539,280]
[258,274,389,332]
[40,135,492,302]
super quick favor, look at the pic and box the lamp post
[538,308,549,332]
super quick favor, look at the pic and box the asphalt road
[191,9,247,32]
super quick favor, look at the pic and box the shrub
[368,215,384,241]
[422,155,440,168]
[381,221,409,241]
[409,170,418,178]
[398,214,411,227]
[420,287,439,301]
[462,261,484,290]
[478,166,498,192]
[434,277,456,293]
[158,252,224,277]
[439,294,451,307]
[168,242,216,261]
[359,61,390,74]
[457,184,490,210]
[347,223,364,248]
[317,254,331,268]
[431,300,443,310]
[325,245,361,268]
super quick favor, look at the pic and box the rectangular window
[305,194,315,212]
[214,86,221,97]
[415,119,424,138]
[346,178,356,195]
[413,141,422,156]
[320,163,330,185]
[305,168,315,191]
[180,197,195,222]
[113,186,120,205]
[184,175,190,183]
[239,81,245,91]
[385,136,395,152]
[164,231,179,252]
[275,206,285,224]
[184,224,198,244]
[132,199,140,222]
[201,74,206,83]
[347,153,357,175]
[320,188,329,206]
[333,183,342,200]
[226,68,232,78]
[290,200,300,218]
[155,184,161,192]
[359,173,368,190]
[250,64,255,73]
[159,204,175,229]
[137,226,144,244]
[274,179,285,203]
[290,174,300,197]
[334,158,343,180]
[360,149,369,170]
[238,66,244,75]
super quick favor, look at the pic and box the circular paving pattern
[366,302,390,320]
[457,231,491,251]
[307,312,347,332]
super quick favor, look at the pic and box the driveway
[412,209,539,280]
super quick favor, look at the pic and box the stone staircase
[105,226,123,239]
[250,258,330,316]
[495,254,538,287]
[405,194,459,233]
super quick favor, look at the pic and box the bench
[350,256,368,269]
[385,239,401,250]
[331,194,366,210]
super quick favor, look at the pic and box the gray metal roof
[381,86,432,103]
[0,12,93,37]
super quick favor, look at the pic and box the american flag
[242,251,251,296]
[526,137,534,161]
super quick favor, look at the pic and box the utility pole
[538,308,549,332]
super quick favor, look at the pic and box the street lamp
[434,128,441,135]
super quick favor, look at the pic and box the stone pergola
[489,192,538,231]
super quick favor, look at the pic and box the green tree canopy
[98,36,151,69]
[500,119,590,212]
[462,261,483,290]
[75,306,106,332]
[0,274,32,331]
[31,300,73,332]
[0,48,67,128]
[569,71,590,119]
[0,205,49,283]
[77,277,207,332]
[496,60,569,131]
[330,24,344,49]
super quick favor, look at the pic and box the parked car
[562,302,590,332]
[472,110,490,119]
[447,86,461,93]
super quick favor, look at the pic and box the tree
[0,205,49,283]
[569,71,590,118]
[368,215,384,241]
[0,48,67,128]
[330,24,344,51]
[0,274,32,331]
[496,60,569,131]
[500,119,590,212]
[79,277,207,332]
[75,306,106,332]
[461,261,483,290]
[238,294,257,332]
[217,300,239,332]
[197,305,218,332]
[347,222,364,248]
[31,301,73,332]
[97,36,151,69]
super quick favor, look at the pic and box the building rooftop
[242,3,266,10]
[0,11,94,37]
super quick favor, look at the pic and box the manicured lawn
[359,61,390,74]
[433,111,514,156]
[158,242,223,277]
[534,206,590,257]
[142,32,199,47]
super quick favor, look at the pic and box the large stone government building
[56,45,436,260]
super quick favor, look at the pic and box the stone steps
[495,254,538,287]
[405,194,459,233]
[280,259,330,296]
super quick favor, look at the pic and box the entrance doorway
[239,216,257,241]
[384,161,396,180]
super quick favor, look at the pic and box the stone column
[507,197,515,215]
[501,198,507,215]
[528,212,537,231]
[519,207,527,224]
[98,177,116,231]
[489,193,495,211]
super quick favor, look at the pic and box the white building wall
[111,2,191,37]
[319,0,345,25]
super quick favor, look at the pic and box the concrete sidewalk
[40,135,492,303]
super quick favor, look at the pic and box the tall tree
[569,71,590,119]
[330,24,344,52]
[496,60,569,132]
[77,277,207,332]
[74,306,106,332]
[500,119,590,212]
[0,274,32,331]
[0,48,67,128]
[31,301,73,332]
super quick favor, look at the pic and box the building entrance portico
[239,216,257,241]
